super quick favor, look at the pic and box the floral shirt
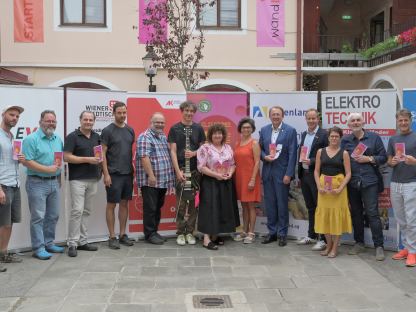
[197,143,235,173]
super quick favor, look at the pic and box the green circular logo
[198,100,211,113]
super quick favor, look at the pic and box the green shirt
[22,128,63,177]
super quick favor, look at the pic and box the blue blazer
[259,123,298,183]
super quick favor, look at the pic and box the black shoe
[68,246,77,257]
[262,234,278,244]
[146,234,164,245]
[155,233,167,242]
[108,237,120,249]
[119,234,134,247]
[77,244,98,251]
[279,236,287,247]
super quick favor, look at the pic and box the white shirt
[271,123,282,144]
[302,126,319,169]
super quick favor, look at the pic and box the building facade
[0,0,415,102]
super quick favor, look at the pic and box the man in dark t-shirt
[168,101,206,246]
[64,111,101,257]
[387,109,416,267]
[101,102,135,250]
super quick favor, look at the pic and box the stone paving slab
[1,240,416,311]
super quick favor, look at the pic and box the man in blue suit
[259,106,298,246]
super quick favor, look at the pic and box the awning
[0,67,31,85]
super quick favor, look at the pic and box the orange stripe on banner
[14,0,44,42]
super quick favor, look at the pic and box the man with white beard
[22,110,64,260]
[341,112,387,261]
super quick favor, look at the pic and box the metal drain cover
[193,295,233,309]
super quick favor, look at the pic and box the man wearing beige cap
[0,105,25,272]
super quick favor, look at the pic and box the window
[60,0,106,27]
[198,0,241,29]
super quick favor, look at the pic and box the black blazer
[297,127,328,180]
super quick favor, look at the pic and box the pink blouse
[197,143,235,172]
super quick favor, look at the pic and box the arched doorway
[197,84,246,92]
[60,82,109,89]
[372,79,401,111]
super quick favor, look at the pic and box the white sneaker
[185,233,196,245]
[312,240,327,251]
[176,234,186,246]
[297,237,316,245]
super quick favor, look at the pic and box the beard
[44,127,55,137]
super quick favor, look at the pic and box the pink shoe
[392,249,408,260]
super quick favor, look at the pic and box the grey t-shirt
[101,123,135,175]
[387,131,416,183]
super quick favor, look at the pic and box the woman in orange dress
[234,118,261,243]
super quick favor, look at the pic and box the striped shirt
[136,128,174,189]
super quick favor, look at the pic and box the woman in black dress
[197,124,239,250]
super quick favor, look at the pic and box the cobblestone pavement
[1,238,416,312]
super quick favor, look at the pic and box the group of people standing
[1,101,416,272]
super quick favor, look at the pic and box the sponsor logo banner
[250,92,317,238]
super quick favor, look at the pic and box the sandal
[243,232,255,244]
[203,241,218,250]
[328,252,337,258]
[320,249,330,256]
[234,232,247,242]
[213,237,225,246]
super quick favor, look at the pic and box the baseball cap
[2,105,24,114]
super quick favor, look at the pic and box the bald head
[151,112,165,133]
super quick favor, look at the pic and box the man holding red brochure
[341,112,387,261]
[297,108,328,251]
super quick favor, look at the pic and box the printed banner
[14,0,44,43]
[66,89,128,136]
[321,89,397,136]
[250,92,318,238]
[322,89,398,250]
[256,0,285,47]
[127,93,186,234]
[138,0,167,44]
[403,89,416,131]
[188,92,248,147]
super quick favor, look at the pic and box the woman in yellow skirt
[314,126,352,258]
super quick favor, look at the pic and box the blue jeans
[348,183,384,248]
[26,176,60,252]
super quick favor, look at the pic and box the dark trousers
[300,171,319,239]
[348,183,384,248]
[141,186,167,240]
[263,177,289,237]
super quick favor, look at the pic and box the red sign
[14,0,44,43]
[126,96,182,233]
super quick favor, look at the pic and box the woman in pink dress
[197,124,239,250]
[234,118,261,244]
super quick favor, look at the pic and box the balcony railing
[303,43,415,68]
[304,34,369,53]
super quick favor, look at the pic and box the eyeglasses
[42,120,57,124]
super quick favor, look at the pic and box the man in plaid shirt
[136,113,175,245]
